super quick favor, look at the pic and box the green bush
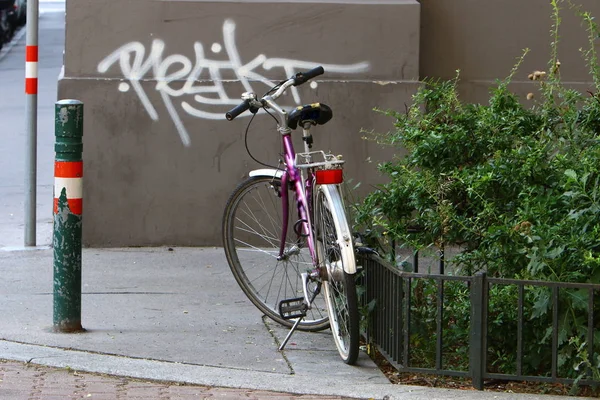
[359,68,600,280]
[356,0,600,383]
[407,279,471,371]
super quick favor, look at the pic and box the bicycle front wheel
[315,185,360,364]
[222,175,329,331]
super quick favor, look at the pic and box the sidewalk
[0,247,591,400]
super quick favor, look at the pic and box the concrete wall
[58,0,421,246]
[59,0,600,247]
[420,0,600,101]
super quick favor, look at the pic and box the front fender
[249,169,284,179]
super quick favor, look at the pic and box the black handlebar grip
[303,66,325,80]
[225,100,251,121]
[293,66,325,86]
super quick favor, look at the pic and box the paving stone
[1,361,351,400]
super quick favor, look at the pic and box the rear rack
[295,150,344,170]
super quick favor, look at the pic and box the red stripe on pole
[55,161,83,178]
[26,46,38,62]
[53,198,83,215]
[25,78,38,95]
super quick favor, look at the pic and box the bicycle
[222,66,360,364]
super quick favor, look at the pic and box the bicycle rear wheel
[222,175,329,331]
[315,185,360,364]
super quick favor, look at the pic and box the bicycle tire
[222,175,329,332]
[316,185,360,364]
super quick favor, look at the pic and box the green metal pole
[53,100,84,333]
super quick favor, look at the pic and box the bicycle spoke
[223,176,329,332]
[236,196,280,247]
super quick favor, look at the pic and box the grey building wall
[419,0,600,101]
[59,0,600,247]
[58,0,421,246]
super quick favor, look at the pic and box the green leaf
[540,326,553,343]
[564,169,577,180]
[565,289,589,311]
[545,246,564,259]
[531,293,551,319]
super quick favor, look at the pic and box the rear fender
[318,185,357,274]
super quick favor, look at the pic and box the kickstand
[277,274,322,351]
[278,317,303,351]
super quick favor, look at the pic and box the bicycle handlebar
[225,66,325,121]
[292,66,324,86]
[225,99,251,121]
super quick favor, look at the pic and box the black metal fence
[359,254,600,390]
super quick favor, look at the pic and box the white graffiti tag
[97,19,370,147]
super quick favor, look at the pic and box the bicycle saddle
[288,103,333,130]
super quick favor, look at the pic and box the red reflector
[315,169,343,184]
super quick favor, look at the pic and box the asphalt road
[0,3,65,249]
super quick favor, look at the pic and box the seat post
[302,123,313,154]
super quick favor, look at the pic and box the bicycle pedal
[278,297,307,320]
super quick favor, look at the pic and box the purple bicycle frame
[278,133,318,267]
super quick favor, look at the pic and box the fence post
[53,100,84,333]
[470,271,486,390]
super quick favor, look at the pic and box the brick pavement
[0,360,356,400]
